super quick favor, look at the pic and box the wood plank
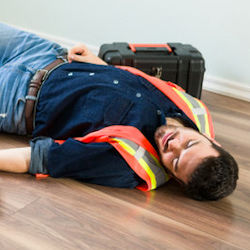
[0,177,242,250]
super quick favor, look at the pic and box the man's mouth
[162,132,174,151]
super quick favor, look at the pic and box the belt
[25,57,67,134]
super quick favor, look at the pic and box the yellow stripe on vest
[112,138,157,189]
[172,88,201,131]
[138,158,157,189]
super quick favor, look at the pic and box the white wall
[1,0,250,100]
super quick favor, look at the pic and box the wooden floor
[0,90,250,250]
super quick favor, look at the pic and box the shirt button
[157,110,162,115]
[68,72,73,76]
[89,72,95,76]
[113,80,119,84]
[136,92,142,98]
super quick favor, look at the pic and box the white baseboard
[7,23,99,54]
[203,75,250,102]
[34,31,99,55]
[7,23,250,102]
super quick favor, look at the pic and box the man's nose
[168,139,182,154]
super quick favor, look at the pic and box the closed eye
[174,140,200,172]
[186,140,194,148]
[186,140,200,149]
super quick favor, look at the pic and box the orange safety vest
[38,66,215,191]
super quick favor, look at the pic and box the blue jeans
[0,22,67,134]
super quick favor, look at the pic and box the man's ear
[202,133,222,147]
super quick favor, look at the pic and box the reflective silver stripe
[181,91,207,134]
[197,114,206,134]
[116,138,168,188]
[134,146,146,160]
[181,92,199,107]
[192,107,206,116]
[121,138,140,152]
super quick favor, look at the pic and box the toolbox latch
[152,66,163,78]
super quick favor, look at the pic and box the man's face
[154,125,219,184]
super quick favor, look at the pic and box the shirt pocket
[104,95,134,125]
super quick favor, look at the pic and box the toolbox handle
[129,43,172,53]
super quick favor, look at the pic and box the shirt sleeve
[29,137,142,188]
[29,136,54,175]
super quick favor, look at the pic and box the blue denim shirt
[31,62,198,188]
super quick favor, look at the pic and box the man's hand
[68,44,108,65]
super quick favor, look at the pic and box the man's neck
[166,117,185,127]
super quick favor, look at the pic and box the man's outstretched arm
[0,147,30,173]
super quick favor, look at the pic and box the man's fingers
[70,47,84,55]
[69,54,88,63]
[70,44,89,56]
[67,44,106,65]
[68,44,90,63]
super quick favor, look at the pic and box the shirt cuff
[29,136,54,175]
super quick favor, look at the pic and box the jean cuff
[29,136,54,175]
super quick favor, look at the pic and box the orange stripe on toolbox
[129,43,172,53]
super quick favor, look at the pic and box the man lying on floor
[0,23,238,201]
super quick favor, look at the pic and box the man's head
[154,124,238,201]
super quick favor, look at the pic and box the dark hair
[184,143,238,201]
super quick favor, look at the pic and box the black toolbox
[98,43,205,98]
